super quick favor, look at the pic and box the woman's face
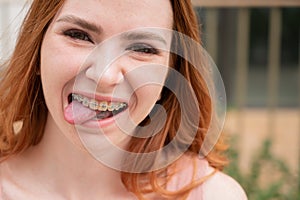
[40,0,173,149]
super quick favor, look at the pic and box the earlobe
[13,120,23,134]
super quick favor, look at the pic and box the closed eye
[126,43,159,55]
[63,29,93,43]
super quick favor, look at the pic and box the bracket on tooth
[89,100,98,110]
[98,102,108,111]
[72,93,127,112]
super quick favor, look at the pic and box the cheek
[41,48,78,89]
[141,85,163,103]
[127,85,160,126]
[40,36,89,96]
[41,54,71,116]
[40,38,87,118]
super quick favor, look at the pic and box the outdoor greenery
[224,137,299,200]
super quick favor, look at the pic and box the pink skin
[40,0,173,150]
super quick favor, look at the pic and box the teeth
[108,102,120,111]
[89,100,98,110]
[98,101,108,111]
[72,94,127,112]
[82,98,89,107]
[78,96,84,103]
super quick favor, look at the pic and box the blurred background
[0,0,299,199]
[193,0,299,199]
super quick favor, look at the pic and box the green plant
[224,137,299,200]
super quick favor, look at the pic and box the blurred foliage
[224,137,299,200]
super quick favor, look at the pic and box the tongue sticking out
[64,101,96,124]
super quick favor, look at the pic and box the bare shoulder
[202,170,248,200]
[167,154,247,199]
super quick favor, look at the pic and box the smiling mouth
[67,93,128,121]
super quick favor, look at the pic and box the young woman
[0,0,247,199]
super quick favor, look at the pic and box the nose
[85,60,125,90]
[85,43,125,91]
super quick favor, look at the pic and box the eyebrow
[121,31,167,45]
[56,15,102,34]
[56,15,167,45]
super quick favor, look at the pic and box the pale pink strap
[167,156,211,199]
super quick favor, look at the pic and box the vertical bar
[205,8,218,62]
[236,8,250,109]
[298,28,300,194]
[0,0,10,60]
[267,8,281,136]
[235,8,250,133]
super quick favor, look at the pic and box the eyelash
[126,43,159,55]
[63,30,158,55]
[63,29,93,43]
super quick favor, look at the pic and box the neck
[6,114,133,199]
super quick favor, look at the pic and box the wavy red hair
[0,0,227,199]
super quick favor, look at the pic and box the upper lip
[70,91,129,103]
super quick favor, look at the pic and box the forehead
[55,0,173,33]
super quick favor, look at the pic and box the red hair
[0,0,227,199]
